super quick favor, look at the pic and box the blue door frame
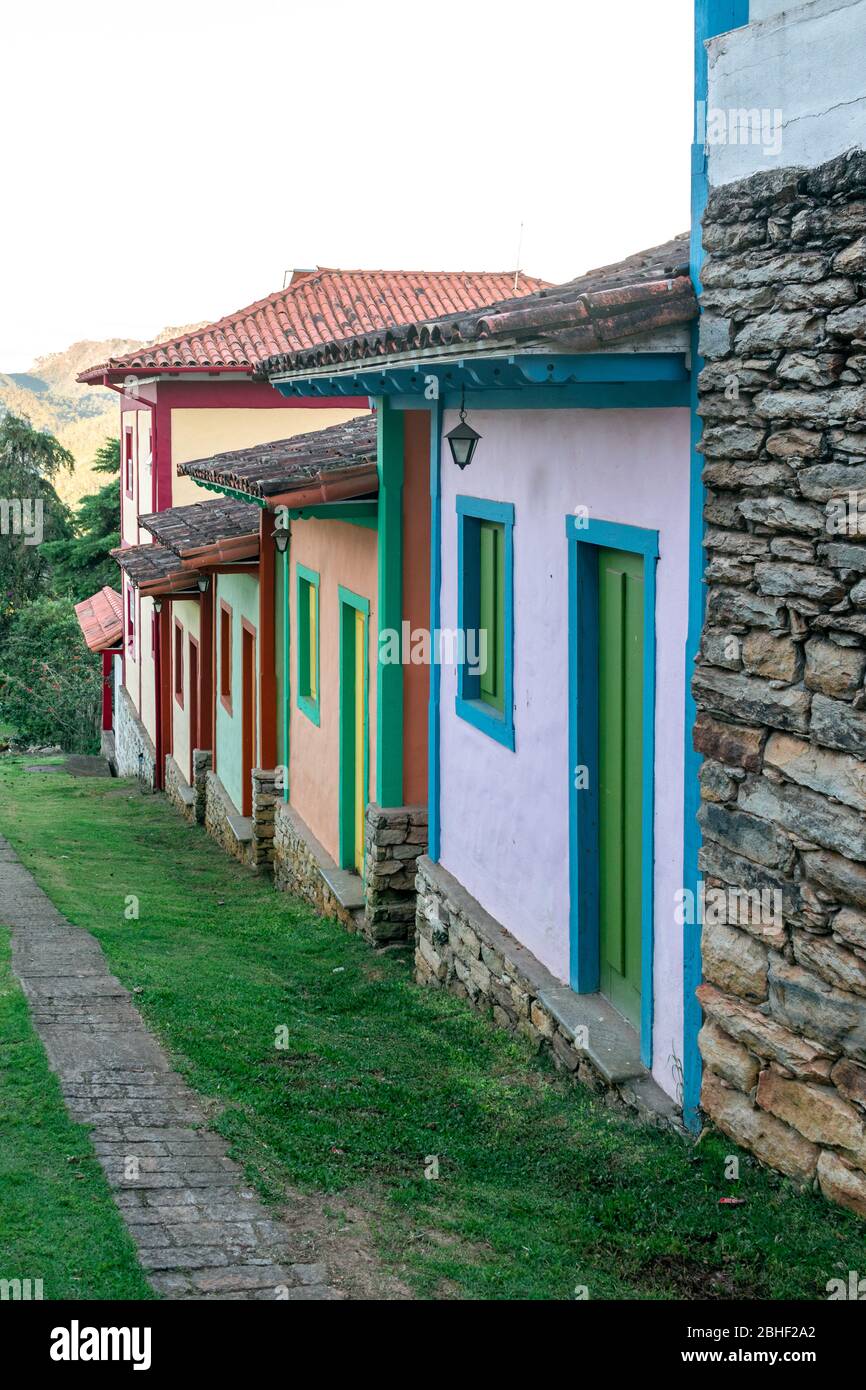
[566,515,659,1069]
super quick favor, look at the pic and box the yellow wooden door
[354,607,365,875]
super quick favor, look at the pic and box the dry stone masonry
[364,803,427,943]
[694,148,866,1218]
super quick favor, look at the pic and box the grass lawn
[0,925,154,1299]
[0,757,863,1300]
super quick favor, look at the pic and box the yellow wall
[170,407,366,508]
[171,598,201,783]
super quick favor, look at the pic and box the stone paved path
[0,834,343,1300]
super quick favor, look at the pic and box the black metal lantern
[446,388,481,470]
[271,526,289,555]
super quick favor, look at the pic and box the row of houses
[75,0,866,1218]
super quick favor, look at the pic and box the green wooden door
[597,546,644,1031]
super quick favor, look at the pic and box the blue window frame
[456,495,515,750]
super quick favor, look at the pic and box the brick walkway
[0,834,342,1300]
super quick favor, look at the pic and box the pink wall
[289,518,378,864]
[438,407,691,1099]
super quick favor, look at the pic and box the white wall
[438,407,691,1099]
[707,0,866,186]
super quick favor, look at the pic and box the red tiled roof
[177,413,378,501]
[261,238,695,378]
[74,586,123,652]
[78,269,549,383]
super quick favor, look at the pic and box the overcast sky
[1,0,692,372]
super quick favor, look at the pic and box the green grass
[0,757,863,1300]
[0,927,154,1300]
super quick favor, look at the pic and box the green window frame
[296,563,320,726]
[456,495,515,750]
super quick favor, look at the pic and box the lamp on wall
[445,385,481,470]
[197,575,210,593]
[152,598,163,614]
[271,526,289,555]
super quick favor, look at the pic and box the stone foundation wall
[114,685,156,788]
[252,769,276,873]
[415,856,679,1130]
[364,803,427,943]
[203,771,254,869]
[694,149,866,1217]
[193,749,211,824]
[165,755,196,824]
[274,802,359,930]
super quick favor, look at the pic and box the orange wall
[402,411,430,806]
[289,519,378,864]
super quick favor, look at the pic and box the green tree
[0,596,100,753]
[43,438,120,600]
[0,413,74,633]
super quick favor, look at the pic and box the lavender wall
[438,407,691,1097]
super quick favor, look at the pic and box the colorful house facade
[81,270,541,788]
[261,239,700,1117]
[178,412,432,940]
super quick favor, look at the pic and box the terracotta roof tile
[178,413,377,501]
[261,238,696,377]
[78,269,548,383]
[138,496,261,555]
[111,543,189,591]
[74,586,123,652]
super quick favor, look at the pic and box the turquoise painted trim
[428,400,443,862]
[188,478,267,508]
[277,382,689,411]
[682,0,751,1133]
[565,513,659,1070]
[287,500,377,529]
[282,543,290,801]
[337,585,370,615]
[455,494,515,752]
[375,399,404,806]
[565,515,659,559]
[269,353,690,403]
[337,585,371,875]
[295,562,320,727]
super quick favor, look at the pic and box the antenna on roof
[513,222,524,294]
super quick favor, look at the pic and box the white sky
[0,0,692,372]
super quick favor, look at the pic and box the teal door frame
[338,584,370,875]
[565,514,659,1068]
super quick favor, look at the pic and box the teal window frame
[455,495,515,750]
[296,562,320,726]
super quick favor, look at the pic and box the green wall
[215,571,260,813]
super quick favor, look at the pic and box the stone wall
[274,802,360,931]
[165,755,196,825]
[415,856,680,1130]
[114,685,156,789]
[694,148,866,1217]
[203,771,254,869]
[193,749,211,824]
[252,769,277,873]
[364,803,427,943]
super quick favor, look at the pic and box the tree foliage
[0,412,74,633]
[0,597,101,753]
[43,438,120,600]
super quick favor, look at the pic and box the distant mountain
[0,326,205,506]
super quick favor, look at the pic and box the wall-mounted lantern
[445,386,481,470]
